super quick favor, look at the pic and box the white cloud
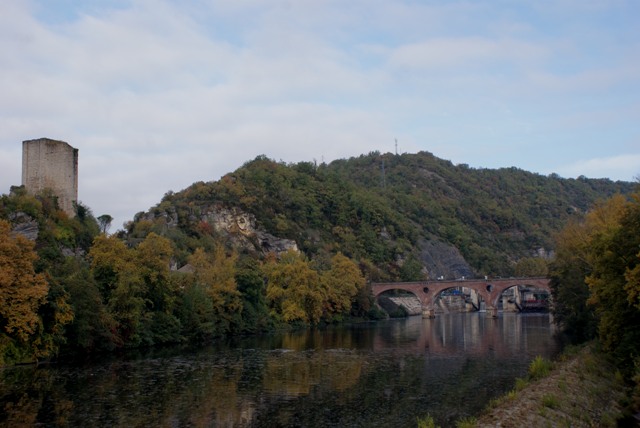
[1,0,639,230]
[388,37,547,70]
[556,154,640,181]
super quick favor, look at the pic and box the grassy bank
[474,344,636,427]
[418,343,638,428]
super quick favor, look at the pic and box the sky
[1,0,639,231]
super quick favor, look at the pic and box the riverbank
[474,344,637,427]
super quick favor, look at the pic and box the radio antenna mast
[395,138,398,156]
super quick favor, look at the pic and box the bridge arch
[371,277,551,318]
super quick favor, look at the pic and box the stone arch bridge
[371,277,551,318]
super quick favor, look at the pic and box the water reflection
[0,313,559,427]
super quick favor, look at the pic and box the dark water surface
[0,313,559,427]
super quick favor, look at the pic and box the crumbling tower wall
[22,138,78,217]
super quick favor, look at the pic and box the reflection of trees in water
[0,346,366,427]
[263,349,364,397]
[0,317,558,427]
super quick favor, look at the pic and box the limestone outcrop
[9,212,39,241]
[141,204,298,256]
[200,206,298,255]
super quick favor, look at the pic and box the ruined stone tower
[22,138,78,217]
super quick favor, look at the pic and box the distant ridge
[123,151,636,280]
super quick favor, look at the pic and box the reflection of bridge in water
[371,277,551,318]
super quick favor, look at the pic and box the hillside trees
[551,191,640,373]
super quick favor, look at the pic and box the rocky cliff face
[141,204,299,256]
[9,212,39,241]
[200,206,299,255]
[418,239,475,280]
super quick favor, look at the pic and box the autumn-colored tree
[584,193,640,369]
[188,245,242,333]
[550,196,627,343]
[264,250,323,324]
[321,252,365,317]
[0,220,49,363]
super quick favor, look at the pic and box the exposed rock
[177,263,195,274]
[533,247,555,260]
[201,206,298,256]
[418,238,475,280]
[61,247,85,258]
[9,212,39,241]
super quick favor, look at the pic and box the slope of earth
[475,345,634,427]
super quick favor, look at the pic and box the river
[0,312,560,427]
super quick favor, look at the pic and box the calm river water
[0,313,560,427]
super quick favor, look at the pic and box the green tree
[57,258,117,351]
[97,214,113,234]
[136,233,181,344]
[514,257,548,277]
[89,234,145,347]
[235,256,271,332]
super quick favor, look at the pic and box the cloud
[1,0,639,231]
[556,154,640,181]
[388,37,547,71]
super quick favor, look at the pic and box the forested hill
[126,151,636,280]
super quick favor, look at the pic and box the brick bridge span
[371,277,551,318]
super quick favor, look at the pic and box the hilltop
[123,151,635,280]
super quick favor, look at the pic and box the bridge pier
[486,307,499,318]
[422,308,436,319]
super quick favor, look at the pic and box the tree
[235,256,271,332]
[321,252,365,317]
[0,220,49,361]
[188,245,242,334]
[97,214,113,234]
[89,234,145,346]
[54,258,117,352]
[549,196,627,343]
[514,257,548,277]
[264,250,323,324]
[136,233,181,344]
[585,193,640,369]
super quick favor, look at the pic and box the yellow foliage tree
[321,252,365,316]
[264,250,323,323]
[0,220,49,343]
[188,245,242,327]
